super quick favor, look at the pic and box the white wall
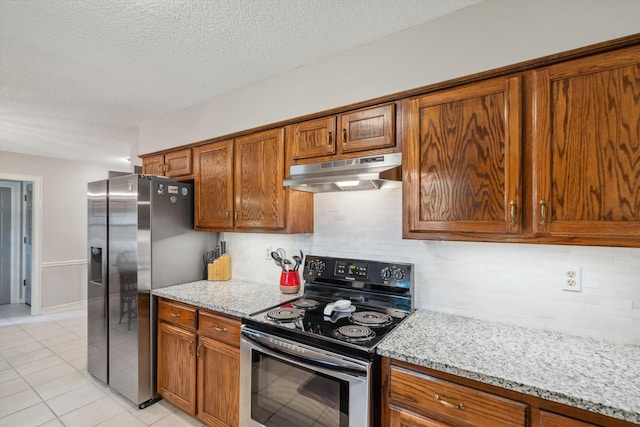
[227,190,640,346]
[0,151,129,310]
[139,0,640,152]
[138,0,640,344]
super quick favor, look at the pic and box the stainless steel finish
[283,152,402,193]
[88,174,212,408]
[87,180,108,384]
[240,327,371,426]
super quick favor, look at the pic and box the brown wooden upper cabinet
[290,103,396,162]
[142,148,193,178]
[532,44,640,241]
[403,75,523,236]
[194,128,313,233]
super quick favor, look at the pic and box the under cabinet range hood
[283,152,402,192]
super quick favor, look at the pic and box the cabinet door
[142,154,165,176]
[165,148,193,178]
[390,407,452,427]
[197,336,240,427]
[194,140,234,229]
[339,103,395,153]
[533,45,640,239]
[234,128,285,229]
[157,322,197,415]
[404,76,522,235]
[291,116,337,160]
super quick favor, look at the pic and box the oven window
[251,351,349,426]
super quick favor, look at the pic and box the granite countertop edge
[377,310,640,424]
[152,279,302,318]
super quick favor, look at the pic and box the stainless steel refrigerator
[87,174,212,408]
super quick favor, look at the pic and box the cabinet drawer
[539,411,597,427]
[390,366,527,427]
[158,299,197,329]
[198,311,241,347]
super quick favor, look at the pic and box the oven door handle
[242,330,368,377]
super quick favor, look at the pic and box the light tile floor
[0,304,204,427]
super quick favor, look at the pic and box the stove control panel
[303,255,413,289]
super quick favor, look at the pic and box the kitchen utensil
[292,255,301,271]
[271,251,286,271]
[276,248,286,261]
[323,299,351,316]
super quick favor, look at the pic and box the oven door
[240,327,371,427]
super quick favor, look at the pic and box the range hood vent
[283,152,402,193]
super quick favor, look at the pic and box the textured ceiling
[0,0,479,167]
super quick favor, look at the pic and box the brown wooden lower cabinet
[382,357,636,427]
[157,298,239,427]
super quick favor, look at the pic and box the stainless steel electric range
[240,255,414,427]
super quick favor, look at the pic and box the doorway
[0,173,42,315]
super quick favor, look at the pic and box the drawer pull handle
[327,130,333,146]
[197,343,203,359]
[539,199,547,227]
[434,394,466,411]
[342,128,347,145]
[170,311,181,317]
[509,200,517,227]
[214,325,227,333]
[189,340,193,356]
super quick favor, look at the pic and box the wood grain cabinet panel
[157,299,240,427]
[339,103,395,153]
[388,366,527,427]
[290,116,337,160]
[194,129,313,233]
[234,128,285,230]
[193,140,234,229]
[197,336,240,427]
[404,75,522,236]
[539,411,599,427]
[157,321,197,415]
[142,148,193,178]
[390,406,453,427]
[532,44,640,240]
[142,154,165,176]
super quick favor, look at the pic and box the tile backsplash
[226,190,640,345]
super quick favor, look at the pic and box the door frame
[0,173,42,315]
[0,181,22,304]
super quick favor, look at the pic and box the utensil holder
[279,271,300,294]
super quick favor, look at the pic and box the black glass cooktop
[243,295,407,360]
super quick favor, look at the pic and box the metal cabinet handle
[539,199,547,227]
[342,129,347,145]
[189,340,193,356]
[225,211,230,220]
[234,211,238,221]
[214,325,227,333]
[434,394,466,411]
[196,343,203,359]
[509,200,517,227]
[327,130,333,146]
[170,311,181,317]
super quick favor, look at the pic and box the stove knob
[316,261,326,273]
[393,268,405,281]
[381,267,392,281]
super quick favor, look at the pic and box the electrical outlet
[561,267,582,292]
[265,247,272,260]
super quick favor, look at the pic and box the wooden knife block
[208,254,231,281]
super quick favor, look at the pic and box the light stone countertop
[377,310,640,424]
[152,279,302,318]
